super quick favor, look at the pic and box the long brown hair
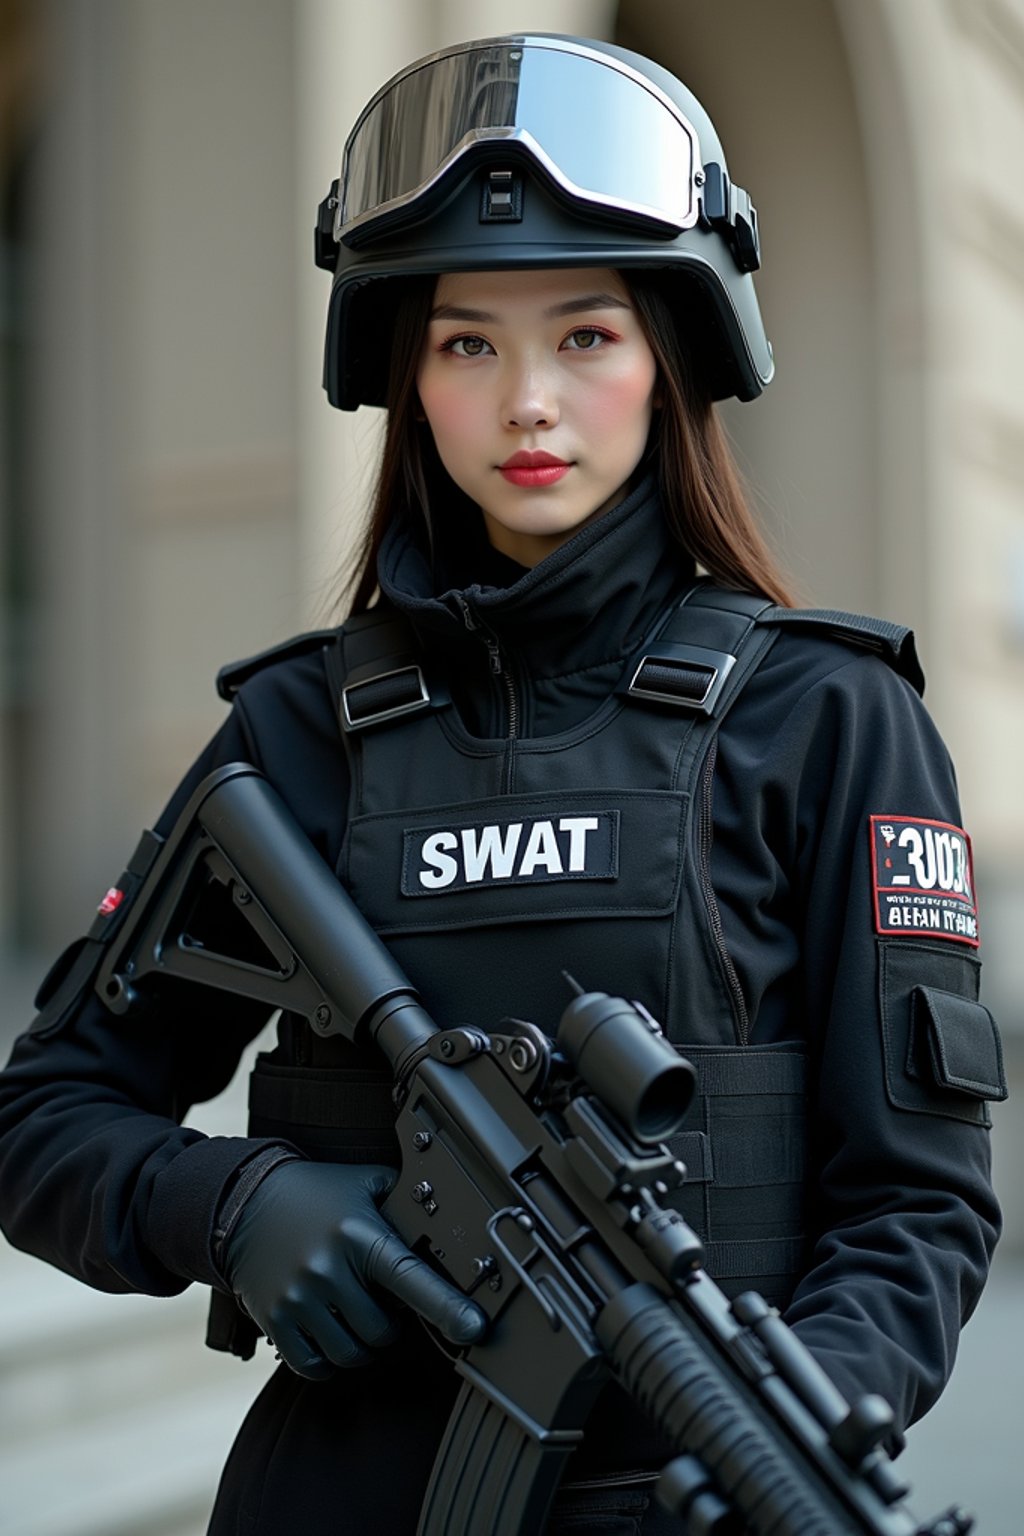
[343,270,794,614]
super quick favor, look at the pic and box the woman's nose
[502,360,559,430]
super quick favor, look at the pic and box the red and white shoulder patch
[870,815,979,947]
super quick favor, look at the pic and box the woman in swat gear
[0,35,1004,1536]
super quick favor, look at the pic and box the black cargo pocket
[879,941,1005,1124]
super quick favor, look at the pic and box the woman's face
[416,267,658,568]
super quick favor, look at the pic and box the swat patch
[871,815,979,947]
[402,810,619,896]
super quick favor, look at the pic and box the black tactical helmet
[315,35,773,410]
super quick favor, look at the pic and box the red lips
[499,450,572,487]
[500,450,569,469]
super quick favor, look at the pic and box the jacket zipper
[486,636,519,738]
[699,738,750,1043]
[454,593,519,788]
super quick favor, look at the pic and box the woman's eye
[564,328,606,351]
[447,335,491,357]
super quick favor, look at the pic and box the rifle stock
[96,765,974,1536]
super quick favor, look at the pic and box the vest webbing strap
[623,583,780,801]
[331,582,780,734]
[341,605,414,669]
[249,1065,395,1129]
[679,1046,807,1097]
[669,1126,804,1189]
[332,583,783,797]
[703,1235,807,1283]
[620,582,775,717]
[329,606,443,732]
[247,1060,399,1168]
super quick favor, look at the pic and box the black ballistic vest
[214,584,919,1356]
[235,583,823,1332]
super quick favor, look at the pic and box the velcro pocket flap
[879,941,993,1123]
[914,987,1007,1101]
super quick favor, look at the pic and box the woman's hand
[221,1161,486,1379]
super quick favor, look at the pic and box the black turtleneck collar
[376,478,694,737]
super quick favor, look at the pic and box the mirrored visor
[339,39,700,245]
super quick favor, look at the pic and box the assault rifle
[96,764,973,1536]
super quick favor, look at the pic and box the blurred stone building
[0,2,1022,1534]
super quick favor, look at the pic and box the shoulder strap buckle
[341,659,433,732]
[619,580,774,719]
[623,642,738,716]
[328,605,450,734]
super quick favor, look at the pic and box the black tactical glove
[221,1160,486,1379]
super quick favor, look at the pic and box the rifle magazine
[418,1378,580,1536]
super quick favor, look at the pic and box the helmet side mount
[315,179,341,273]
[699,164,761,274]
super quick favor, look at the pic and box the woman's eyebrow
[430,304,496,322]
[429,293,630,323]
[545,293,631,318]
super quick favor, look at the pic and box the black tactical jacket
[0,481,1003,1476]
